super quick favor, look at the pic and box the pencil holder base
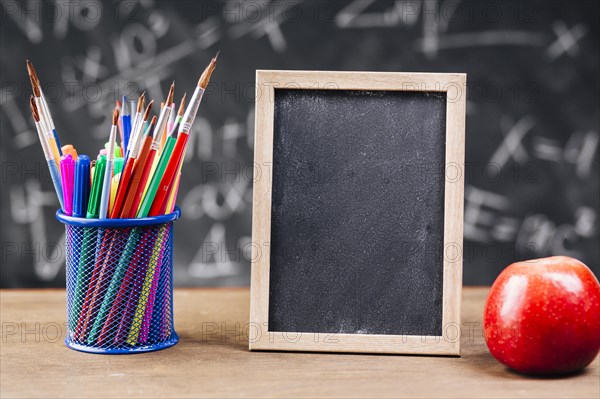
[65,332,179,354]
[58,208,181,355]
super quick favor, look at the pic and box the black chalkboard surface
[2,2,598,289]
[250,71,465,355]
[269,89,447,336]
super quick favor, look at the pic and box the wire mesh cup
[57,208,181,354]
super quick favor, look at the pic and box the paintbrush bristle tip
[166,83,175,104]
[197,54,218,88]
[177,93,187,116]
[143,100,154,120]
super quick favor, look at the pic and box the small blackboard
[250,71,466,355]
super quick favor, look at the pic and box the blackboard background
[1,0,598,288]
[269,89,446,335]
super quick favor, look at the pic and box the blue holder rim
[65,333,179,354]
[56,207,181,228]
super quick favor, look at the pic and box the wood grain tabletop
[1,287,598,398]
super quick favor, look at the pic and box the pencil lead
[29,95,40,122]
[177,93,187,117]
[116,100,121,109]
[143,100,154,121]
[121,97,129,116]
[112,106,120,126]
[166,82,175,105]
[197,52,219,89]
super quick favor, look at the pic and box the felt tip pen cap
[61,144,78,159]
[104,142,120,157]
[100,149,108,156]
[73,155,91,218]
[114,157,124,175]
[86,154,107,218]
[60,154,75,216]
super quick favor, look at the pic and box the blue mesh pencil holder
[56,208,181,354]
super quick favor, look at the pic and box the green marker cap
[114,157,124,176]
[86,154,107,218]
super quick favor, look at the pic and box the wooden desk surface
[1,287,598,398]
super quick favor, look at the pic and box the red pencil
[148,54,218,216]
[110,100,153,218]
[119,116,157,218]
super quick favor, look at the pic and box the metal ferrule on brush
[179,87,205,135]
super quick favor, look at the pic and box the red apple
[484,256,600,375]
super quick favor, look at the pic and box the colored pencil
[123,83,174,218]
[137,93,186,218]
[110,100,153,219]
[122,95,131,151]
[118,115,157,218]
[125,92,145,163]
[86,116,156,342]
[99,107,119,219]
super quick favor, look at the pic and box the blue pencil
[122,95,131,151]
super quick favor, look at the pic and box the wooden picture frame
[250,70,466,355]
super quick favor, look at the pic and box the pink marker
[60,154,75,216]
